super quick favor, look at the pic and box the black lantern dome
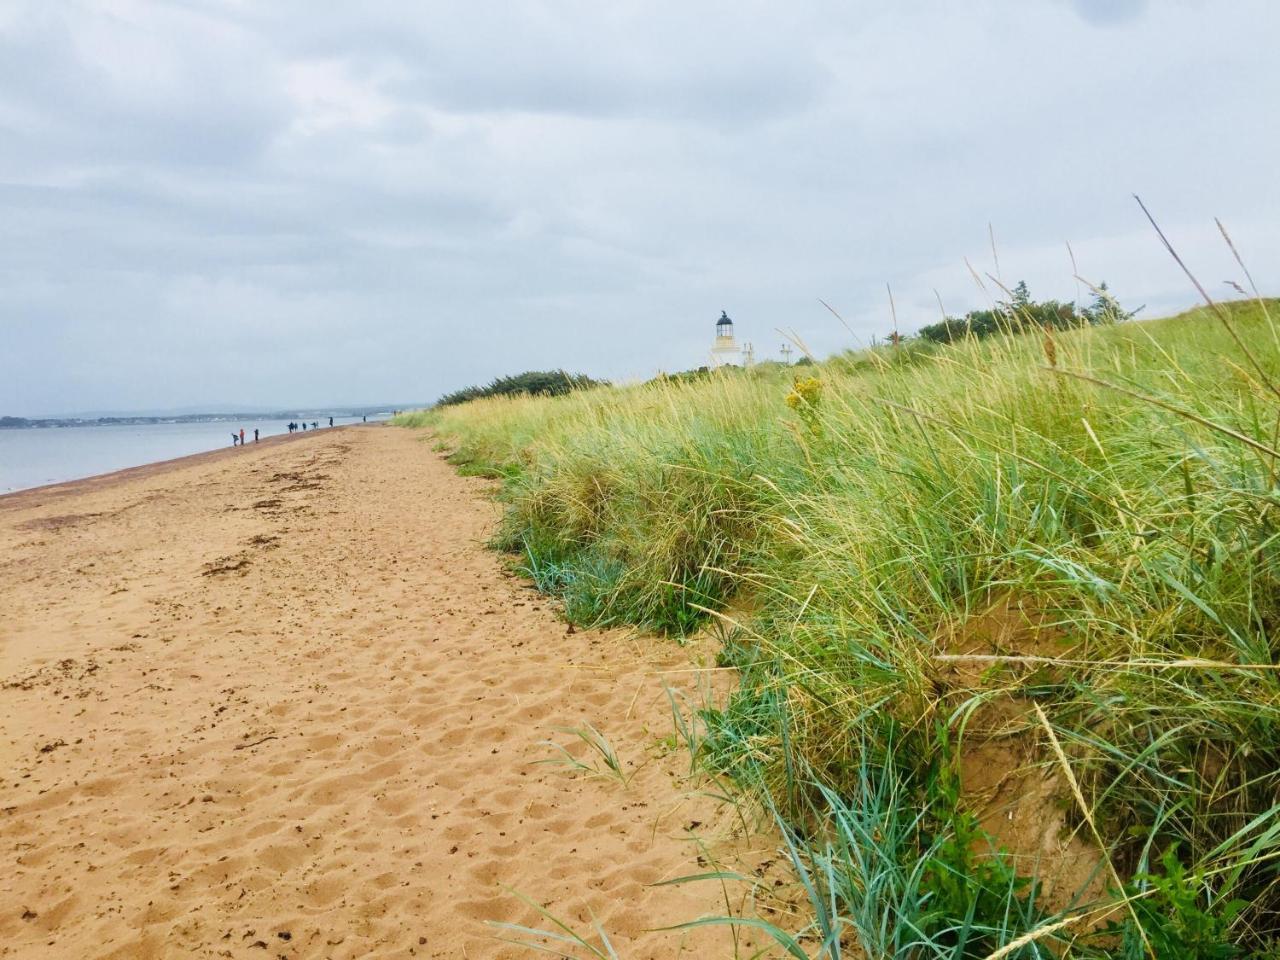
[716,310,733,333]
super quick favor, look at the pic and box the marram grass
[398,299,1280,958]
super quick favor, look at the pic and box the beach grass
[397,293,1280,957]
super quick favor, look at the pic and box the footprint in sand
[0,427,749,959]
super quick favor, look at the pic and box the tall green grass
[398,296,1280,957]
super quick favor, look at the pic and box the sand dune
[0,426,761,958]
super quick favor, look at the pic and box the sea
[0,416,388,495]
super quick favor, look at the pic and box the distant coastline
[0,406,416,429]
[0,411,407,494]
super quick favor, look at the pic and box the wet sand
[0,425,749,958]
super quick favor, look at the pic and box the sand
[0,426,757,958]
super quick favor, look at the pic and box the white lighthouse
[710,311,743,368]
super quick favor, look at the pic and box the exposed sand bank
[0,425,754,958]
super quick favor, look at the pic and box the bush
[916,280,1131,344]
[436,369,605,407]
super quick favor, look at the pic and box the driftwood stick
[233,735,280,751]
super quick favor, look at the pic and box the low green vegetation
[916,280,1133,344]
[536,723,634,786]
[396,295,1280,957]
[424,369,606,408]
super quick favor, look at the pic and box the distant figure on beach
[254,428,259,443]
[312,421,318,430]
[231,432,238,446]
[239,428,245,446]
[301,422,306,431]
[328,417,334,427]
[362,415,367,423]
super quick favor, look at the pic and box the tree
[1084,282,1133,325]
[915,281,1093,344]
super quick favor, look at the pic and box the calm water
[0,417,386,495]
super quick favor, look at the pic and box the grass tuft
[536,723,634,786]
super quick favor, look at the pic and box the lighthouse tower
[710,311,743,368]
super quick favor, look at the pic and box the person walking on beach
[239,428,245,446]
[328,416,333,427]
[254,428,259,443]
[231,432,238,446]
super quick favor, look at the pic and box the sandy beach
[0,425,750,958]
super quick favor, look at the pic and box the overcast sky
[2,0,1277,415]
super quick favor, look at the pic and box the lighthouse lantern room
[710,310,743,368]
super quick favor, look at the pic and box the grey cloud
[0,0,1277,416]
[0,7,286,172]
[251,3,830,123]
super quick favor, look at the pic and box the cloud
[250,2,832,124]
[0,3,287,174]
[0,0,1276,415]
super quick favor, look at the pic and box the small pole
[887,282,900,350]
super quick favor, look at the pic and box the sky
[2,0,1278,416]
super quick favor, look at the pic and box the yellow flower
[785,377,824,434]
[791,377,822,406]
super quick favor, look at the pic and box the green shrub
[915,279,1131,344]
[436,369,605,407]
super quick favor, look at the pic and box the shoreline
[0,423,371,510]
